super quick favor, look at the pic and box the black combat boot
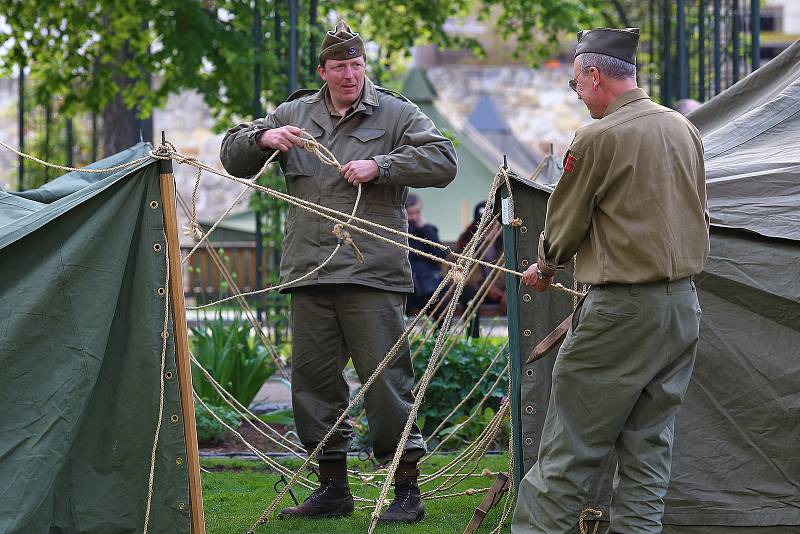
[278,459,354,519]
[377,462,424,523]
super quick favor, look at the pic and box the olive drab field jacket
[220,78,457,292]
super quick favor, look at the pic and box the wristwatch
[536,265,553,280]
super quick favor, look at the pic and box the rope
[142,233,171,534]
[0,139,151,175]
[579,508,603,534]
[147,145,584,299]
[184,165,204,241]
[176,193,290,381]
[366,175,502,532]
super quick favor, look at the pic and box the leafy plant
[195,401,240,445]
[191,310,277,409]
[411,336,508,442]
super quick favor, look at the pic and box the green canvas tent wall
[0,144,192,533]
[506,42,800,532]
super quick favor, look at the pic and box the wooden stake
[525,314,572,365]
[463,472,510,534]
[159,152,207,534]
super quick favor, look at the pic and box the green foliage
[195,401,240,445]
[0,1,616,129]
[191,310,277,408]
[411,336,508,439]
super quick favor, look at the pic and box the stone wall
[427,64,591,162]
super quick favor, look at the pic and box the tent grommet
[522,294,532,302]
[165,371,174,380]
[523,329,532,337]
[157,287,165,296]
[171,414,179,423]
[519,226,528,234]
[149,200,159,209]
[153,243,162,253]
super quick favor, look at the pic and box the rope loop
[578,507,603,534]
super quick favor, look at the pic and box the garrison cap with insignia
[575,27,640,65]
[319,19,365,65]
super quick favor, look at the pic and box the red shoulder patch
[564,153,578,173]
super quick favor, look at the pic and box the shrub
[195,401,240,444]
[191,310,277,408]
[411,335,508,440]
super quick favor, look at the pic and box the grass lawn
[202,454,512,533]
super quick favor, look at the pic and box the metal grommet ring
[521,259,529,267]
[175,457,184,466]
[177,501,186,511]
[519,226,528,234]
[149,200,159,209]
[165,371,174,380]
[153,243,162,252]
[157,287,165,296]
[525,405,535,414]
[523,329,532,337]
[526,369,534,377]
[522,294,532,302]
[525,437,533,446]
[170,414,179,423]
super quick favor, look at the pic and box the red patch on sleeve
[564,154,577,173]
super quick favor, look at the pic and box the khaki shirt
[538,88,709,284]
[219,78,457,293]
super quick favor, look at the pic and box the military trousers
[512,277,701,534]
[290,284,427,465]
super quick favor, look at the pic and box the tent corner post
[500,184,525,495]
[159,162,206,534]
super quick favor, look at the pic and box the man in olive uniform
[220,21,456,523]
[513,28,709,533]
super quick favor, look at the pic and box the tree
[0,0,612,155]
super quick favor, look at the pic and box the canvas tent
[506,41,800,531]
[0,144,193,533]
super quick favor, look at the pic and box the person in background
[455,202,505,337]
[405,194,447,318]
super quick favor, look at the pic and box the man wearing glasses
[513,28,709,533]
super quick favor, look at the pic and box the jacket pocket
[348,127,386,156]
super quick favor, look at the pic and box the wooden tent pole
[158,144,207,534]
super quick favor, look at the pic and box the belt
[593,276,695,295]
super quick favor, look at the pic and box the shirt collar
[603,87,650,117]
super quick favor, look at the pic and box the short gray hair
[580,53,636,80]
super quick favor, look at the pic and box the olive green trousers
[512,277,701,534]
[290,285,426,465]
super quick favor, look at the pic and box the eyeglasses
[568,66,595,94]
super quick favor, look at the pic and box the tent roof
[689,41,800,242]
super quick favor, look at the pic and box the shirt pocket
[348,127,386,157]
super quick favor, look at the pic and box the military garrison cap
[575,27,640,65]
[319,19,365,65]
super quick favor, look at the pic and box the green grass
[202,454,512,533]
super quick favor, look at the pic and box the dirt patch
[201,422,301,455]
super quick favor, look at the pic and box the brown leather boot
[278,459,354,519]
[377,462,425,523]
